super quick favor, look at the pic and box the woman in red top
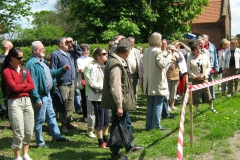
[1,47,34,160]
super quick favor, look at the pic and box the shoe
[86,131,96,138]
[22,154,32,160]
[170,106,178,110]
[227,94,232,97]
[56,137,69,142]
[61,126,69,133]
[76,109,83,115]
[126,146,143,153]
[159,128,168,131]
[84,118,88,123]
[168,107,172,112]
[37,144,49,148]
[197,110,201,115]
[67,122,77,129]
[99,142,109,149]
[219,86,222,91]
[14,157,23,160]
[211,109,219,113]
[136,105,140,109]
[111,152,130,160]
[162,115,174,119]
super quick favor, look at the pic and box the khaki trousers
[8,97,34,149]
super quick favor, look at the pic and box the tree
[0,0,34,33]
[60,0,209,43]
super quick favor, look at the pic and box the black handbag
[51,89,65,112]
[107,118,134,148]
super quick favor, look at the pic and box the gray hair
[148,32,162,48]
[116,39,132,54]
[31,41,43,52]
[57,37,66,46]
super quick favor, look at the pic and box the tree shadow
[49,149,110,160]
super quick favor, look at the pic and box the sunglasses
[14,56,24,60]
[99,53,108,56]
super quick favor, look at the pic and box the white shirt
[76,56,94,71]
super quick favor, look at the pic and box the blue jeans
[161,95,170,118]
[110,111,134,155]
[146,95,164,130]
[208,74,215,99]
[74,89,81,112]
[33,93,62,146]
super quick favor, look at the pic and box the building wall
[191,23,225,49]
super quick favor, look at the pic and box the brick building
[190,0,231,49]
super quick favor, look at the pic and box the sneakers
[168,107,172,112]
[14,157,23,160]
[211,108,219,113]
[227,94,232,97]
[67,122,78,129]
[86,131,96,138]
[22,154,32,160]
[197,110,201,115]
[136,105,140,109]
[56,137,69,142]
[170,106,178,110]
[99,142,109,149]
[126,146,143,153]
[111,152,130,160]
[61,126,69,134]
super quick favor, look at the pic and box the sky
[19,0,240,36]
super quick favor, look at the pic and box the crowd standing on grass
[0,33,240,160]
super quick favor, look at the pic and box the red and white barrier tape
[176,74,240,160]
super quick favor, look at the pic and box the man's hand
[36,101,43,107]
[63,65,70,71]
[117,108,123,117]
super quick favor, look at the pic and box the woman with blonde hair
[142,32,172,131]
[223,39,240,96]
[218,38,230,94]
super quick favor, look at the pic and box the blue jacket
[26,56,66,103]
[208,42,219,72]
[50,44,82,86]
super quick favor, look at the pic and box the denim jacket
[208,42,219,72]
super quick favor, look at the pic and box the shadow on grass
[0,155,11,160]
[48,149,109,160]
[0,137,12,150]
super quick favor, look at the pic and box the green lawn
[1,88,240,160]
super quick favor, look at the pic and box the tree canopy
[60,0,209,43]
[0,0,33,33]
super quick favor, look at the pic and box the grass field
[1,88,240,160]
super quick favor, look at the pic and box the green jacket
[26,56,66,103]
[101,53,135,111]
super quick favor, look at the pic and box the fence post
[188,82,193,147]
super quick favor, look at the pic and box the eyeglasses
[98,53,108,56]
[14,56,24,60]
[194,48,199,51]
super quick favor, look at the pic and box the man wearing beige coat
[142,32,172,131]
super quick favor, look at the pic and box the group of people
[0,33,239,160]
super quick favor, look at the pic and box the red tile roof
[193,0,222,24]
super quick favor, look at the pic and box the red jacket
[2,65,34,99]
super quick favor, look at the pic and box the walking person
[26,41,69,148]
[102,38,143,160]
[1,47,34,160]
